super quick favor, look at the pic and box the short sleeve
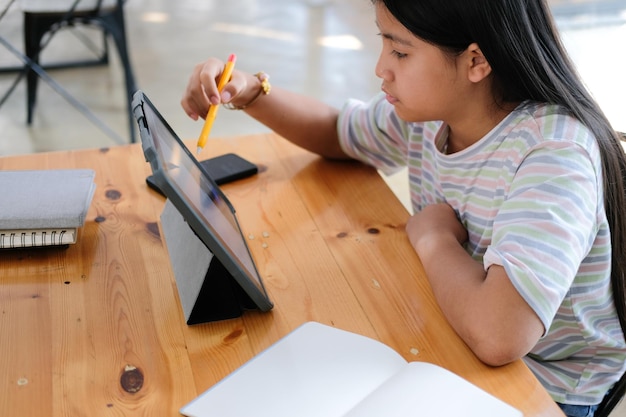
[483,141,601,331]
[337,93,412,175]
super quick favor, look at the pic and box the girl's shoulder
[496,101,603,174]
[468,101,601,170]
[511,101,595,147]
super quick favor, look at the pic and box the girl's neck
[446,101,519,154]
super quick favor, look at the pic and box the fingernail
[221,91,232,103]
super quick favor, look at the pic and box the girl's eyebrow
[375,20,414,47]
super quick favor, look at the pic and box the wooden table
[0,133,563,416]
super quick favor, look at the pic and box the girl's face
[374,3,466,123]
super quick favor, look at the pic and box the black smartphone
[146,153,258,196]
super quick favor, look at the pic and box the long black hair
[374,0,626,413]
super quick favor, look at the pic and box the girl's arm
[406,203,544,366]
[181,57,350,160]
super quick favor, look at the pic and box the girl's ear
[465,43,492,83]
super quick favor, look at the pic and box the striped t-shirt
[337,93,626,405]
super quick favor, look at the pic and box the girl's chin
[392,107,424,123]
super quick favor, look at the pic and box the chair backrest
[20,0,118,13]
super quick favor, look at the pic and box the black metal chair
[1,0,137,143]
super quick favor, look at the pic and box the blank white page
[180,322,407,417]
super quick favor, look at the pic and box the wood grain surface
[0,134,563,416]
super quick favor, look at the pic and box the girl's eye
[377,32,408,59]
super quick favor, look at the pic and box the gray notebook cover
[0,169,96,230]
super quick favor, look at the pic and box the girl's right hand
[181,57,256,120]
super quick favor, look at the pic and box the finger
[181,59,224,119]
[181,71,209,119]
[219,70,248,104]
[181,89,208,120]
[197,59,226,104]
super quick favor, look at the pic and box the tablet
[132,90,273,322]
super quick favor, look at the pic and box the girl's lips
[385,93,398,104]
[382,88,398,104]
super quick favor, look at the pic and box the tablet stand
[160,199,254,324]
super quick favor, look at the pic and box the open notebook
[181,322,522,417]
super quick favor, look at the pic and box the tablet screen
[140,97,267,298]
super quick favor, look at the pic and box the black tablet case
[132,91,273,324]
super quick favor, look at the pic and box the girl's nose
[375,55,391,81]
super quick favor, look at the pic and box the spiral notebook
[0,169,96,248]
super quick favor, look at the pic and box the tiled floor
[0,0,382,154]
[1,1,626,413]
[1,0,625,212]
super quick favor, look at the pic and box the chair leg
[22,7,138,143]
[99,7,137,143]
[23,13,56,125]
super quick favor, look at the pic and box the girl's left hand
[406,203,468,255]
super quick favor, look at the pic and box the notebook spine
[0,229,76,249]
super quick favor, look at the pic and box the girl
[181,1,626,415]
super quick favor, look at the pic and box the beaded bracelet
[223,72,271,110]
